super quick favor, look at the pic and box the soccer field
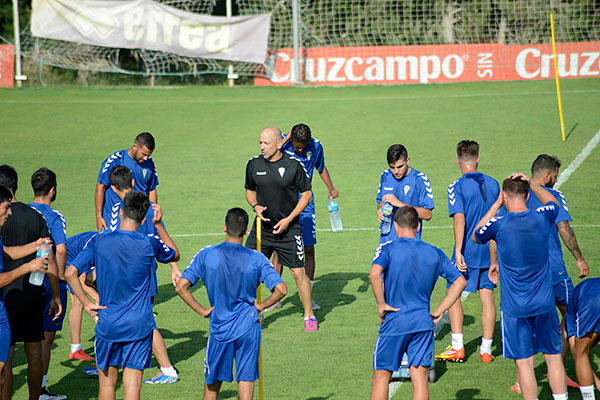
[1,78,599,399]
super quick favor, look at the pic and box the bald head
[261,126,283,141]
[259,126,283,162]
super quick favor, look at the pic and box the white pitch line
[555,128,600,190]
[0,89,597,105]
[388,381,403,399]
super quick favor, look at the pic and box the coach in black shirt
[0,165,62,400]
[245,126,318,332]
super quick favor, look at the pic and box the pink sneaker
[304,316,318,332]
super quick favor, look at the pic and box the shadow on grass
[307,394,335,399]
[454,388,493,399]
[156,328,208,366]
[153,281,183,307]
[434,314,475,343]
[261,272,370,328]
[565,122,579,141]
[219,389,238,398]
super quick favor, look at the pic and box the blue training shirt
[97,149,159,220]
[475,202,559,318]
[526,187,571,284]
[282,137,325,215]
[372,237,461,335]
[376,168,434,242]
[28,203,67,246]
[447,172,500,269]
[72,230,176,342]
[66,231,98,275]
[182,241,283,343]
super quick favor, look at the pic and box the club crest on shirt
[306,151,312,160]
[404,185,411,195]
[278,167,285,177]
[142,169,147,178]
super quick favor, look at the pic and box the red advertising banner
[255,42,600,86]
[0,45,14,88]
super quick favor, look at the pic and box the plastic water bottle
[328,198,343,232]
[379,202,393,235]
[29,240,50,286]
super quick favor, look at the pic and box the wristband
[251,204,258,211]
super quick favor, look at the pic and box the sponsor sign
[255,42,600,85]
[32,0,271,63]
[0,46,14,88]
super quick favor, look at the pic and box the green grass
[0,78,599,399]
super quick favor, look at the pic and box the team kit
[0,126,598,400]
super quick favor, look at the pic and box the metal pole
[292,0,301,85]
[226,0,237,87]
[12,0,26,87]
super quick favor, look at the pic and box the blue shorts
[501,310,562,359]
[554,277,574,307]
[446,268,495,293]
[204,322,261,385]
[299,213,317,247]
[0,319,10,363]
[43,279,68,332]
[95,333,153,372]
[373,331,433,371]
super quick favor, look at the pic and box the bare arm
[148,189,157,204]
[3,239,41,261]
[273,190,312,234]
[318,166,339,199]
[246,189,270,222]
[0,256,47,288]
[151,204,180,262]
[255,282,288,312]
[370,264,400,323]
[175,278,213,318]
[488,240,499,285]
[65,265,105,318]
[45,252,63,320]
[557,221,589,278]
[431,276,467,323]
[95,182,107,231]
[453,213,467,272]
[55,243,66,280]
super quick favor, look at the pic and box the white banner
[32,0,271,63]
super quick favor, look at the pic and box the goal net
[17,0,600,83]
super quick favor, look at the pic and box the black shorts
[5,290,45,345]
[245,221,305,269]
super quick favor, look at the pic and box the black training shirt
[0,202,49,306]
[245,153,312,231]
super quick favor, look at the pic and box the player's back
[490,207,556,317]
[377,238,450,335]
[567,277,600,338]
[449,172,499,268]
[200,242,266,341]
[66,232,98,265]
[93,230,155,341]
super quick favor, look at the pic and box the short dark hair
[393,206,419,229]
[456,140,479,161]
[109,166,133,191]
[225,208,249,238]
[387,144,408,165]
[0,185,12,204]
[135,132,155,151]
[290,124,312,145]
[122,191,150,223]
[531,154,561,176]
[502,177,529,199]
[31,167,57,197]
[0,165,18,193]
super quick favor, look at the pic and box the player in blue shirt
[176,208,287,400]
[473,174,568,400]
[565,278,600,400]
[95,132,159,232]
[107,165,182,384]
[66,191,179,400]
[376,144,434,243]
[280,123,339,310]
[65,231,99,363]
[28,167,69,400]
[370,206,466,400]
[0,185,52,398]
[436,141,500,364]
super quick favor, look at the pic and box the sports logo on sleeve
[448,180,459,206]
[478,216,502,235]
[418,172,433,199]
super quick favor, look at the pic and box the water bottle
[328,198,343,232]
[30,240,50,286]
[379,202,393,235]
